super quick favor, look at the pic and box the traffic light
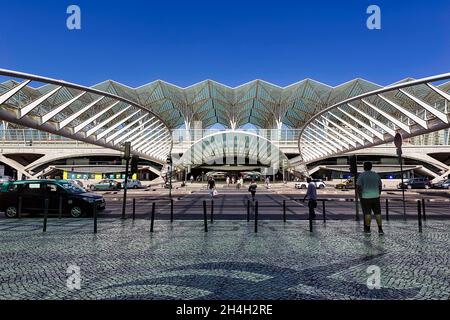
[349,155,358,177]
[130,156,139,175]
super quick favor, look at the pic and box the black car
[0,180,105,218]
[397,177,431,189]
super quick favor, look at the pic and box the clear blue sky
[0,0,449,88]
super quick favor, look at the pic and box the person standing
[303,177,317,219]
[226,176,230,188]
[265,176,270,189]
[207,176,216,199]
[248,179,257,201]
[190,175,194,184]
[356,161,384,235]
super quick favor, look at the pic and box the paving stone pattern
[0,218,449,300]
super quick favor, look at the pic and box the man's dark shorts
[360,197,381,216]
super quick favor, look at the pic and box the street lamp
[166,155,172,199]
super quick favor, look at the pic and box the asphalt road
[96,186,450,220]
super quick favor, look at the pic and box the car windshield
[60,182,86,193]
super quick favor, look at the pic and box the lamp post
[121,142,131,219]
[167,155,172,199]
[394,133,406,220]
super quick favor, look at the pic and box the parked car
[120,179,142,189]
[335,178,355,189]
[90,179,121,191]
[0,180,105,218]
[398,177,431,189]
[0,175,14,185]
[68,179,84,188]
[205,171,227,180]
[241,171,262,180]
[431,179,450,189]
[295,179,326,189]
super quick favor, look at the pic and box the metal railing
[0,129,89,146]
[1,128,449,148]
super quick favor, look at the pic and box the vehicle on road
[68,179,84,188]
[120,179,143,189]
[205,171,227,180]
[0,175,13,186]
[241,171,262,180]
[295,179,326,189]
[335,178,355,189]
[0,180,105,218]
[431,179,450,189]
[90,179,121,191]
[398,177,431,189]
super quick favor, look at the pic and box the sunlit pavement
[0,218,449,300]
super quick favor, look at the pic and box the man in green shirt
[356,161,384,235]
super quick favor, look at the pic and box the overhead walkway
[297,73,450,164]
[0,69,172,163]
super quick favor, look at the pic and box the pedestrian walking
[190,175,194,184]
[207,176,216,199]
[236,176,242,190]
[248,179,257,201]
[356,161,384,235]
[303,177,317,219]
[226,176,230,188]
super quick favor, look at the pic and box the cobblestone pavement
[0,218,449,300]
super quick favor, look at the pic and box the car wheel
[301,185,306,189]
[133,185,138,189]
[425,185,430,189]
[70,206,83,218]
[90,185,95,191]
[5,206,18,218]
[319,185,325,189]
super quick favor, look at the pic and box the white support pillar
[0,80,31,105]
[74,101,120,134]
[59,96,105,130]
[41,92,86,124]
[399,89,448,124]
[20,86,62,118]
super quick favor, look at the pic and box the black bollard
[254,201,258,233]
[18,196,22,219]
[385,198,389,221]
[211,199,214,223]
[150,202,155,233]
[417,200,422,233]
[247,199,250,222]
[283,200,286,222]
[309,208,313,233]
[132,198,136,220]
[203,200,208,232]
[43,198,49,232]
[58,196,63,219]
[93,203,98,234]
[322,200,326,223]
[421,198,426,221]
[170,199,174,223]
